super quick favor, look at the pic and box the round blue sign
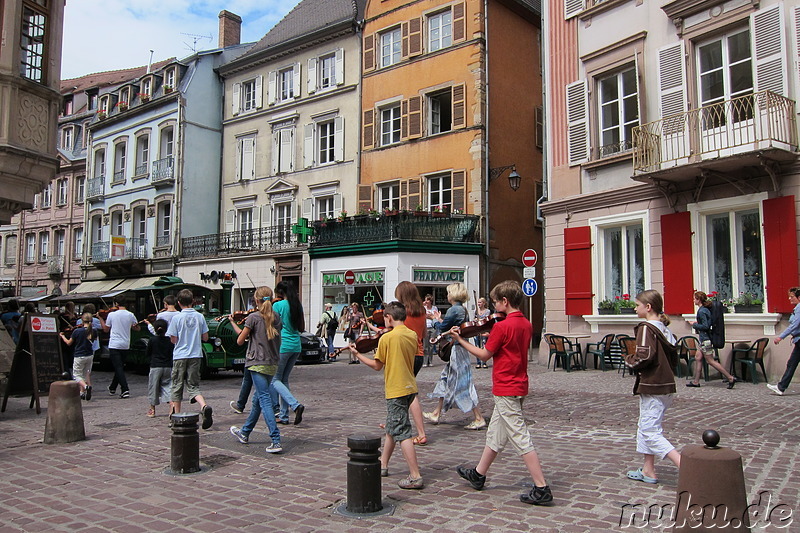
[522,278,537,297]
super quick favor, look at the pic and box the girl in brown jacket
[626,289,681,484]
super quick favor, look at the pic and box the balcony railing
[112,169,125,185]
[135,162,149,176]
[311,213,480,247]
[89,238,148,263]
[152,156,174,185]
[633,90,797,174]
[86,177,104,199]
[181,225,301,259]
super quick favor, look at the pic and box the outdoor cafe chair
[731,338,769,384]
[548,334,582,372]
[585,333,615,371]
[677,336,701,380]
[617,335,637,376]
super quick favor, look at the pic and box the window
[160,127,174,158]
[99,96,109,114]
[111,211,123,237]
[55,230,65,257]
[63,96,73,116]
[41,184,51,208]
[62,128,73,150]
[427,174,452,210]
[703,208,763,303]
[242,79,256,111]
[132,207,146,241]
[20,2,47,82]
[38,232,49,262]
[120,88,130,105]
[380,28,402,67]
[73,228,83,259]
[236,135,256,181]
[697,28,753,129]
[75,176,85,203]
[25,234,35,263]
[316,196,335,220]
[135,135,149,175]
[428,10,452,52]
[57,179,68,205]
[380,105,401,146]
[318,120,335,164]
[113,143,126,183]
[598,67,639,157]
[278,67,294,101]
[90,215,102,244]
[272,127,295,174]
[273,203,292,244]
[87,90,97,111]
[379,183,400,210]
[5,235,17,265]
[141,78,152,97]
[93,149,105,178]
[165,68,175,89]
[601,224,645,300]
[319,53,336,89]
[157,203,171,246]
[429,90,452,134]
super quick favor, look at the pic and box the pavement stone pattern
[0,354,797,532]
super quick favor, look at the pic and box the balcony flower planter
[97,112,107,120]
[383,210,399,217]
[413,210,428,217]
[117,104,128,112]
[432,211,448,218]
[164,86,174,94]
[734,305,762,313]
[619,307,636,314]
[598,308,617,315]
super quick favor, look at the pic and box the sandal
[147,407,156,418]
[412,435,428,446]
[627,467,657,484]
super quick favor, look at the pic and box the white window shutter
[565,0,583,19]
[242,138,255,180]
[307,58,317,94]
[271,132,280,175]
[302,198,313,221]
[794,6,800,96]
[657,42,686,124]
[751,4,787,96]
[333,116,344,162]
[303,123,315,168]
[566,80,589,165]
[255,75,263,109]
[333,193,343,214]
[268,71,277,106]
[225,209,236,233]
[279,129,294,172]
[235,139,242,181]
[335,48,344,86]
[293,63,301,100]
[261,204,272,229]
[232,83,241,116]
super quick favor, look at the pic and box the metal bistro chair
[585,333,616,371]
[677,336,701,380]
[549,335,582,372]
[731,338,769,384]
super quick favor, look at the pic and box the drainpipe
[483,0,491,299]
[173,95,185,273]
[540,0,551,334]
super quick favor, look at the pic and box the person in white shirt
[423,294,439,367]
[103,297,140,399]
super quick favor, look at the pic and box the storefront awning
[110,276,162,292]
[20,294,54,302]
[69,279,124,294]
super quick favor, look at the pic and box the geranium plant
[618,294,636,308]
[598,298,618,311]
[731,292,763,306]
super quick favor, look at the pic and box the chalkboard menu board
[1,314,64,414]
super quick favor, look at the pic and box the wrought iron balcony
[152,156,174,186]
[134,162,149,177]
[181,225,301,259]
[89,238,148,264]
[90,242,109,262]
[86,177,104,200]
[311,213,480,248]
[112,169,125,185]
[633,90,797,178]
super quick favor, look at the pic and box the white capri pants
[636,394,675,459]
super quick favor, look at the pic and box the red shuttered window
[763,195,799,313]
[661,211,694,315]
[564,226,593,315]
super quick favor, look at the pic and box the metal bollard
[44,378,85,444]
[346,435,382,514]
[169,412,200,474]
[672,430,750,532]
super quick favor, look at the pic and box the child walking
[347,301,424,489]
[146,319,173,418]
[59,312,96,400]
[450,280,553,505]
[625,289,681,484]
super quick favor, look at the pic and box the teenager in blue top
[768,287,800,395]
[269,281,306,425]
[689,291,736,389]
[59,312,96,400]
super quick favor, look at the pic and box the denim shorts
[385,393,416,443]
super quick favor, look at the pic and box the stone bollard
[346,435,382,514]
[672,430,750,532]
[169,413,200,474]
[44,378,85,444]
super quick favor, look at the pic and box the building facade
[542,0,800,377]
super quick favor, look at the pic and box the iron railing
[86,177,104,199]
[152,156,174,184]
[89,238,148,263]
[633,90,797,174]
[156,235,171,247]
[311,213,480,247]
[135,162,148,176]
[112,169,125,184]
[181,225,301,259]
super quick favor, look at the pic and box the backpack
[326,311,339,334]
[709,300,726,349]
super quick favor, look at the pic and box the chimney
[218,11,242,48]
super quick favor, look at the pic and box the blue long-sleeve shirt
[434,302,467,332]
[778,302,800,344]
[692,305,712,342]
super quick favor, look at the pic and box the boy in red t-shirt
[449,280,553,505]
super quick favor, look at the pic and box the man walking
[103,297,140,398]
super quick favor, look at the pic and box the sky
[61,0,302,80]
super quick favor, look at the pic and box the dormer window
[63,95,73,116]
[99,96,110,113]
[141,78,152,97]
[62,127,73,150]
[120,88,130,105]
[87,89,98,111]
[164,68,176,91]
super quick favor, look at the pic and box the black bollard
[169,413,200,474]
[346,435,382,514]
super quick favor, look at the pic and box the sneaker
[456,466,486,490]
[80,393,86,400]
[265,442,283,454]
[293,404,305,425]
[119,391,130,399]
[229,426,248,444]
[108,386,116,396]
[767,383,784,396]
[230,400,244,414]
[520,485,553,506]
[398,476,424,490]
[464,419,487,430]
[85,386,92,401]
[201,405,213,429]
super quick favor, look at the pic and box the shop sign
[412,269,465,283]
[323,270,384,286]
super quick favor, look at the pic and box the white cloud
[61,0,299,80]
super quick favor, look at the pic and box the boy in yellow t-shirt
[348,300,423,489]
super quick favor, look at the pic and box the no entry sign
[522,249,538,267]
[344,270,356,285]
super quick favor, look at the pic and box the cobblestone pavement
[1,355,798,532]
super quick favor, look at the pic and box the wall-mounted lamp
[489,164,521,191]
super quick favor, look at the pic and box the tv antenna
[181,32,213,53]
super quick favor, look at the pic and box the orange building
[356,0,543,329]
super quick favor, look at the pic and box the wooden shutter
[451,170,466,212]
[399,178,409,210]
[408,17,422,56]
[401,99,409,140]
[407,96,422,139]
[452,83,466,129]
[657,42,686,123]
[292,63,301,100]
[763,196,799,313]
[334,116,344,162]
[268,70,277,106]
[358,184,373,213]
[452,2,466,43]
[232,83,241,116]
[751,3,787,96]
[566,80,589,165]
[303,124,315,168]
[302,198,313,220]
[565,0,583,19]
[333,193,343,215]
[279,129,294,172]
[241,137,255,180]
[307,58,317,94]
[660,211,694,315]
[401,177,423,210]
[363,34,376,72]
[564,226,593,315]
[261,204,272,229]
[335,48,344,86]
[271,132,279,175]
[402,21,410,59]
[363,109,375,149]
[225,209,236,233]
[793,7,800,96]
[254,75,263,109]
[235,139,242,181]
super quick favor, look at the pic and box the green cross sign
[363,290,376,308]
[291,217,314,243]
